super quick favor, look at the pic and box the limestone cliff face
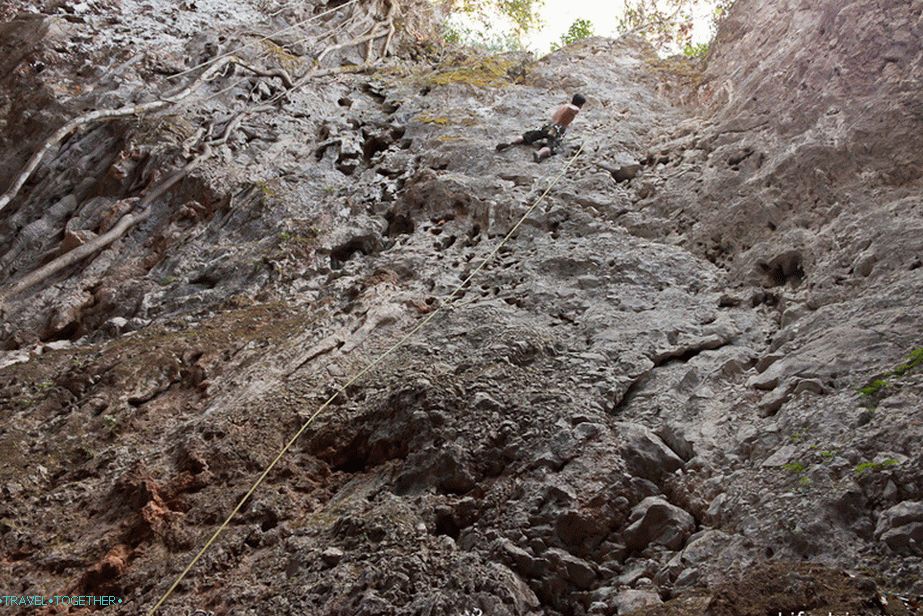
[0,1,921,615]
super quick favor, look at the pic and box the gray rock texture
[624,496,695,551]
[0,0,921,614]
[876,500,923,556]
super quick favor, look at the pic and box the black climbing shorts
[522,124,566,152]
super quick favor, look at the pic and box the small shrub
[783,462,806,474]
[857,348,923,400]
[442,24,462,46]
[893,348,923,376]
[854,458,900,475]
[255,180,278,200]
[103,415,119,434]
[682,41,709,58]
[858,379,887,396]
[551,18,594,51]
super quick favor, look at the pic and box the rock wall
[0,0,920,615]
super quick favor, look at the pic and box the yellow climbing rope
[145,143,585,615]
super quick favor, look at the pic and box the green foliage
[551,18,594,51]
[617,0,736,56]
[711,0,736,27]
[783,461,811,489]
[857,347,923,403]
[15,379,56,410]
[682,41,709,58]
[256,180,277,199]
[858,379,888,397]
[617,0,696,53]
[442,21,525,51]
[102,414,119,435]
[446,0,544,50]
[893,348,923,376]
[443,24,463,46]
[853,458,899,476]
[496,0,544,34]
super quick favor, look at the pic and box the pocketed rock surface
[0,0,921,614]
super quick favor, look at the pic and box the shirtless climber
[496,93,586,162]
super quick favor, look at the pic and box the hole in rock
[385,211,414,236]
[434,513,461,540]
[760,252,805,288]
[41,321,79,344]
[362,131,393,162]
[330,236,377,269]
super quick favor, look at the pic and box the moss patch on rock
[426,56,517,88]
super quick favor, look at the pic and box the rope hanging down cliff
[145,143,586,615]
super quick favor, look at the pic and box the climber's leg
[533,146,553,163]
[522,129,549,145]
[496,135,525,151]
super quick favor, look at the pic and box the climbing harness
[145,144,585,615]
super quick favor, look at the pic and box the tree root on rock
[317,0,397,64]
[0,0,399,215]
[0,1,397,306]
[0,109,256,308]
[0,56,293,213]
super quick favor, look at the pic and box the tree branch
[0,56,292,213]
[0,148,211,305]
[317,27,392,63]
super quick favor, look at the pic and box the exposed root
[275,63,378,104]
[383,21,396,58]
[0,3,391,305]
[317,26,391,63]
[316,0,397,65]
[0,56,292,213]
[0,106,266,306]
[0,153,205,306]
[225,58,295,88]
